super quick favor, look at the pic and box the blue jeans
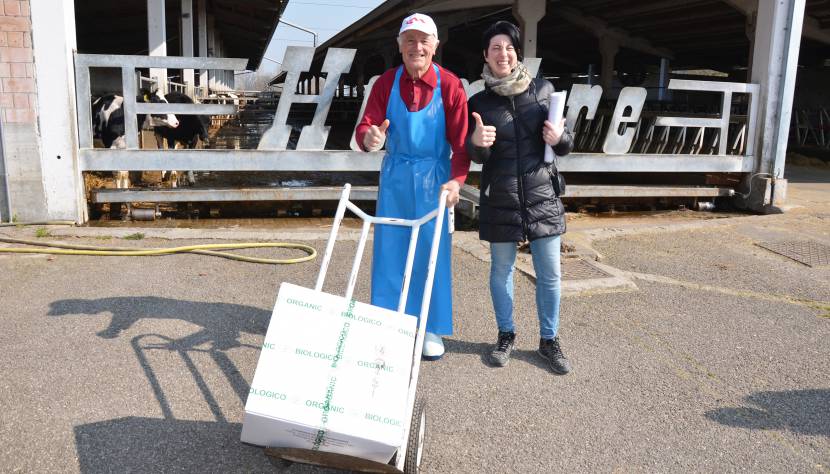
[489,235,561,339]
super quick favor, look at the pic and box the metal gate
[75,49,762,220]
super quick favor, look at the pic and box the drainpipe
[0,119,11,222]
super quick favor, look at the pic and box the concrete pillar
[207,14,216,91]
[512,0,545,58]
[435,24,448,63]
[181,0,195,97]
[466,56,481,83]
[657,58,670,101]
[216,38,227,91]
[599,37,619,97]
[147,0,167,93]
[353,56,366,97]
[215,37,223,90]
[197,0,207,96]
[745,9,757,76]
[219,39,229,91]
[748,0,805,209]
[27,0,81,221]
[0,120,9,220]
[381,49,394,70]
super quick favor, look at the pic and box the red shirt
[355,63,471,184]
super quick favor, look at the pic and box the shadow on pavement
[49,297,270,424]
[784,165,830,184]
[443,338,551,371]
[47,296,271,350]
[73,417,277,473]
[705,389,830,437]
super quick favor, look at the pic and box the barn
[0,0,827,222]
[0,0,286,222]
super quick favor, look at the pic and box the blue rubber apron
[370,64,453,335]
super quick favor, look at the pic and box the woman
[466,21,574,374]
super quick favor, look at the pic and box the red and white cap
[399,13,438,39]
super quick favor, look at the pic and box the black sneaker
[488,331,516,367]
[538,337,572,374]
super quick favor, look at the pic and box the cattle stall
[1,0,826,222]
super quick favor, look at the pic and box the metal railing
[571,113,750,156]
[75,53,247,150]
[75,51,766,218]
[137,74,209,99]
[792,108,830,148]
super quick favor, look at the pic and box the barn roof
[75,0,288,71]
[269,0,830,85]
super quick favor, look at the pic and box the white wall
[31,0,82,221]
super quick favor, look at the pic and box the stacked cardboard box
[241,282,417,463]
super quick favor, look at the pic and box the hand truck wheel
[404,396,427,474]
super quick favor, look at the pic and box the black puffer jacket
[466,78,574,243]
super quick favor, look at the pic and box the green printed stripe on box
[311,320,350,451]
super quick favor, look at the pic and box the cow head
[139,88,179,129]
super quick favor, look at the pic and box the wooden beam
[556,6,675,59]
[616,9,740,31]
[212,6,272,30]
[213,0,282,12]
[609,0,712,19]
[722,0,830,45]
[220,24,270,42]
[419,0,509,14]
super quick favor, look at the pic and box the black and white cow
[91,90,180,188]
[152,91,211,187]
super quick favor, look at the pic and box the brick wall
[0,0,35,124]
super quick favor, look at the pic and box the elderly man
[355,13,470,360]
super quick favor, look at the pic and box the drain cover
[757,240,830,267]
[562,258,612,280]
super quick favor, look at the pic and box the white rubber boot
[422,332,445,361]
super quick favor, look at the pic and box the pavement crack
[624,270,830,315]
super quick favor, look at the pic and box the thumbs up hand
[471,112,496,148]
[363,119,390,152]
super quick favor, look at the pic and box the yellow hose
[0,237,317,265]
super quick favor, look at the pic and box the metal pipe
[397,224,420,314]
[130,208,159,220]
[314,184,351,292]
[344,219,371,303]
[396,189,449,472]
[0,119,10,222]
[278,18,318,48]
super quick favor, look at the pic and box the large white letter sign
[349,75,380,151]
[565,84,602,132]
[602,87,647,154]
[258,47,356,150]
[654,79,759,156]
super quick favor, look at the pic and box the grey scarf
[482,62,532,97]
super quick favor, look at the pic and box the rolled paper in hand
[544,91,567,163]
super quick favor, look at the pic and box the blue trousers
[489,235,561,339]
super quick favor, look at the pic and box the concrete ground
[0,164,828,473]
